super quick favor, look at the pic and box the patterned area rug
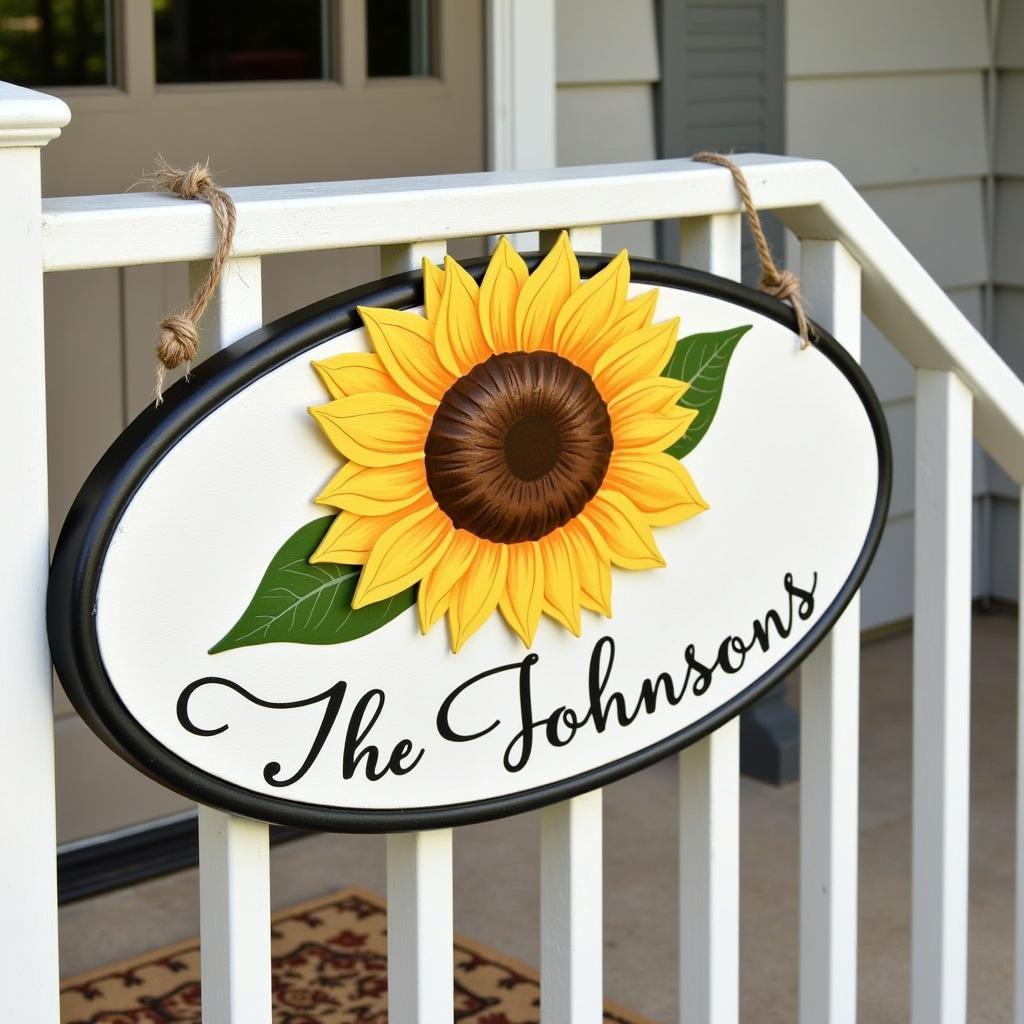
[61,886,651,1023]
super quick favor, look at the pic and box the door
[4,0,486,848]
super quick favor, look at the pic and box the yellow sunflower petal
[352,503,453,607]
[564,518,612,617]
[607,376,688,418]
[540,530,582,635]
[315,460,429,516]
[604,451,710,526]
[418,530,479,633]
[448,542,509,652]
[612,402,698,452]
[422,258,445,322]
[479,236,529,353]
[592,317,680,400]
[598,288,659,345]
[515,231,580,352]
[436,255,490,374]
[552,249,629,362]
[312,353,408,402]
[499,541,544,646]
[358,305,454,407]
[569,289,661,373]
[309,394,430,467]
[310,507,412,565]
[582,490,664,570]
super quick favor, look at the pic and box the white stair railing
[4,81,1024,1024]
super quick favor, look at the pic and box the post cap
[0,81,71,148]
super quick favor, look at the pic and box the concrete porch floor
[58,610,1018,1023]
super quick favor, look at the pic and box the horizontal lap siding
[555,0,660,255]
[788,0,993,624]
[991,2,1024,598]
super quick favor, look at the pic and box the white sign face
[49,248,890,830]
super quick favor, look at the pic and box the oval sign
[49,244,891,831]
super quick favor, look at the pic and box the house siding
[787,0,996,627]
[555,0,660,255]
[991,0,1024,599]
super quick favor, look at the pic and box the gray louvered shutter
[654,0,786,283]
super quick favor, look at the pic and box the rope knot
[136,158,237,403]
[157,313,199,368]
[759,267,801,303]
[172,164,215,201]
[693,151,815,349]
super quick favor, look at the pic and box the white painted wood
[911,369,973,1024]
[541,791,604,1024]
[386,829,454,1024]
[486,0,556,172]
[798,240,862,1024]
[379,239,454,1024]
[193,254,271,1024]
[38,156,825,271]
[380,240,447,276]
[198,807,272,1024]
[190,255,264,353]
[678,722,740,1024]
[41,156,1024,484]
[541,225,603,253]
[677,213,740,1024]
[0,80,70,146]
[1017,483,1024,1024]
[0,90,68,1024]
[679,213,742,278]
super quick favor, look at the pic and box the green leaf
[662,324,753,459]
[209,516,415,654]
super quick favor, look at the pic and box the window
[366,0,433,78]
[0,0,114,87]
[154,0,332,84]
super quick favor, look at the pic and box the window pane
[0,0,113,87]
[367,0,433,77]
[154,0,331,83]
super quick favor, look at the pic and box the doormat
[60,886,652,1023]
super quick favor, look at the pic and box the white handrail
[38,155,1024,483]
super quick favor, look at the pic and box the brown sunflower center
[424,351,613,544]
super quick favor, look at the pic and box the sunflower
[308,233,708,652]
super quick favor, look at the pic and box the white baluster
[911,369,973,1024]
[381,240,446,278]
[677,214,741,1024]
[535,223,606,1024]
[198,807,272,1024]
[380,240,454,1024]
[541,791,604,1024]
[0,83,70,1024]
[798,239,862,1024]
[387,829,454,1024]
[193,254,272,1024]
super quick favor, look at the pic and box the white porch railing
[3,79,1024,1024]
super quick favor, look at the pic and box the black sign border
[48,255,892,832]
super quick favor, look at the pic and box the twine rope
[135,159,237,402]
[693,152,814,348]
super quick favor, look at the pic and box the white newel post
[0,82,70,1022]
